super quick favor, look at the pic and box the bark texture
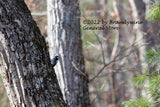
[0,0,65,107]
[47,0,90,107]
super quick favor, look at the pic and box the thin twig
[72,61,87,77]
[93,31,106,65]
[89,39,147,82]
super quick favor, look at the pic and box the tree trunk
[129,0,146,67]
[0,0,65,107]
[47,0,90,107]
[129,0,148,98]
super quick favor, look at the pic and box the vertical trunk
[128,0,146,67]
[109,0,138,105]
[47,0,90,107]
[113,0,139,101]
[0,0,65,107]
[129,0,148,97]
[109,0,120,105]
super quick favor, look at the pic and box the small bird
[51,56,59,67]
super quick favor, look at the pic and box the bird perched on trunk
[51,56,59,67]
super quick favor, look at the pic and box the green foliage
[147,0,160,22]
[122,49,160,107]
[132,75,145,88]
[122,97,153,107]
[148,76,160,94]
[145,49,160,66]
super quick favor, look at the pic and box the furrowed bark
[47,0,90,106]
[0,0,65,107]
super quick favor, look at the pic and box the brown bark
[0,0,65,107]
[47,0,90,107]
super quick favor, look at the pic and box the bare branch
[89,38,147,82]
[72,62,87,77]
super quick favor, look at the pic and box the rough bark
[0,0,65,107]
[47,0,90,107]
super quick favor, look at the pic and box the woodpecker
[51,56,59,67]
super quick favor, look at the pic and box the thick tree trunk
[47,0,90,107]
[0,0,65,107]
